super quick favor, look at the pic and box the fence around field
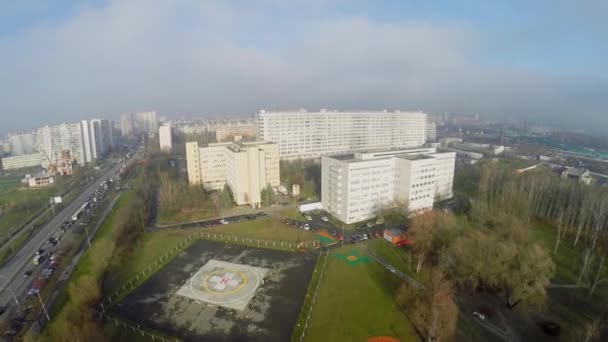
[100,230,320,308]
[298,250,329,342]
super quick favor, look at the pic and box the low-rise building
[561,167,592,185]
[26,174,55,188]
[186,141,280,207]
[1,153,42,170]
[321,147,455,224]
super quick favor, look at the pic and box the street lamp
[36,292,50,321]
[0,274,20,309]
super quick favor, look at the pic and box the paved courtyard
[114,240,317,341]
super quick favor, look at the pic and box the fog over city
[0,0,606,134]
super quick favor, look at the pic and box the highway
[0,160,129,308]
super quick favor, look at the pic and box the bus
[71,202,90,221]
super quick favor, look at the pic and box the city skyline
[0,1,606,135]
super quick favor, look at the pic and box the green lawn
[304,244,417,342]
[103,222,194,293]
[0,173,23,194]
[205,216,316,242]
[158,205,218,226]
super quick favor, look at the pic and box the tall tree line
[473,162,608,253]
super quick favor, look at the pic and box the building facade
[257,110,427,159]
[8,132,37,156]
[186,141,280,207]
[81,119,114,162]
[1,153,43,170]
[215,122,258,142]
[321,147,455,224]
[37,123,86,165]
[159,125,173,151]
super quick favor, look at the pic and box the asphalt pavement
[0,159,131,308]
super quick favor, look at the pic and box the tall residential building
[426,121,437,142]
[159,125,173,151]
[186,141,280,207]
[120,113,135,137]
[121,111,159,136]
[37,123,86,165]
[321,147,455,224]
[8,132,37,155]
[82,119,114,162]
[135,111,159,134]
[257,110,428,159]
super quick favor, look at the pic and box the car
[366,222,375,228]
[336,233,344,241]
[284,219,292,226]
[27,288,39,296]
[303,223,310,230]
[219,219,228,225]
[23,271,32,278]
[50,254,57,261]
[473,312,486,320]
[329,229,337,236]
[321,216,329,222]
[350,235,362,243]
[362,234,369,240]
[36,249,44,256]
[357,224,367,230]
[305,215,312,221]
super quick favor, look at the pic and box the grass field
[0,173,23,194]
[157,206,218,226]
[304,244,417,342]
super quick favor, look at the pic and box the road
[0,160,129,307]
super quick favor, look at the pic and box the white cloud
[0,0,606,134]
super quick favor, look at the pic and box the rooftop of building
[325,147,446,163]
[563,167,590,176]
[258,109,426,115]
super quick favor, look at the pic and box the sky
[0,0,606,135]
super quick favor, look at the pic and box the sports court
[113,239,317,341]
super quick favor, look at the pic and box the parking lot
[285,209,390,246]
[114,240,317,342]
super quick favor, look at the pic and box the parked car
[23,270,32,278]
[219,219,228,225]
[362,234,369,240]
[36,249,44,256]
[321,216,329,222]
[305,215,312,221]
[303,223,310,230]
[366,222,375,228]
[284,219,292,226]
[357,224,367,230]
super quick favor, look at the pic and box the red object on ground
[367,337,400,342]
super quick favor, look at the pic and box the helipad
[176,259,269,310]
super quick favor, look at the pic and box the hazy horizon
[0,0,606,135]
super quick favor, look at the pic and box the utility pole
[50,197,55,215]
[37,292,50,321]
[0,275,20,309]
[6,227,15,254]
[84,226,92,248]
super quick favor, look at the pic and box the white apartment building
[321,147,455,224]
[186,141,280,207]
[37,123,86,165]
[81,119,114,162]
[257,110,427,159]
[426,121,437,141]
[1,153,43,170]
[159,125,173,151]
[120,111,158,136]
[8,132,37,155]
